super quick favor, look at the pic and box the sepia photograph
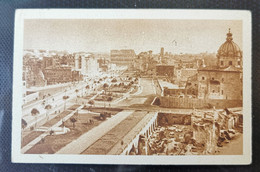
[12,9,251,164]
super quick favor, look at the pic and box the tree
[31,108,40,129]
[88,100,95,107]
[111,78,117,82]
[85,85,90,92]
[85,85,90,96]
[63,95,69,111]
[99,113,107,120]
[49,129,54,136]
[44,104,52,119]
[21,119,27,130]
[75,89,79,103]
[31,108,39,116]
[107,96,113,102]
[103,83,109,94]
[21,119,28,144]
[70,117,77,128]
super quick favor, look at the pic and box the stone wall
[159,96,242,109]
[157,113,191,126]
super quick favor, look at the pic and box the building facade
[75,53,99,76]
[43,66,81,85]
[156,65,175,77]
[197,29,243,100]
[110,49,136,67]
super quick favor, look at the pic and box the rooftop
[158,79,185,89]
[198,65,242,72]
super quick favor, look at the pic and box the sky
[23,19,242,54]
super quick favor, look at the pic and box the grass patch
[25,108,122,154]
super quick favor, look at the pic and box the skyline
[24,19,242,54]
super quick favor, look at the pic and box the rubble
[143,108,243,155]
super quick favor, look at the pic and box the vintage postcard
[12,9,251,164]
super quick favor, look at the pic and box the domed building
[197,29,243,102]
[217,28,243,68]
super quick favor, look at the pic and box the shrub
[111,78,117,82]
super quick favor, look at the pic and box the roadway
[22,75,243,155]
[56,78,160,154]
[115,78,156,107]
[22,76,112,131]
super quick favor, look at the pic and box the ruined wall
[157,113,191,126]
[159,96,242,109]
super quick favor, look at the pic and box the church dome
[217,29,242,57]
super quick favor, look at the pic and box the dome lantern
[226,28,233,41]
[217,28,242,68]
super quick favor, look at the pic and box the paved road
[22,100,74,135]
[138,78,156,96]
[115,78,156,107]
[22,79,108,130]
[23,82,85,116]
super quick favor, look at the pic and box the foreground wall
[157,113,191,126]
[159,97,242,109]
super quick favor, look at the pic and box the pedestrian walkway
[107,111,156,155]
[23,86,104,132]
[21,105,83,154]
[22,100,65,132]
[26,82,74,92]
[56,110,135,154]
[81,111,147,155]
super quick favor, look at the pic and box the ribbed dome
[217,29,242,57]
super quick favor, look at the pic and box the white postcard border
[12,9,252,165]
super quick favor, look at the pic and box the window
[221,90,223,95]
[221,61,224,66]
[212,77,214,80]
[238,61,241,66]
[212,90,215,93]
[229,61,232,65]
[202,76,205,80]
[222,78,224,82]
